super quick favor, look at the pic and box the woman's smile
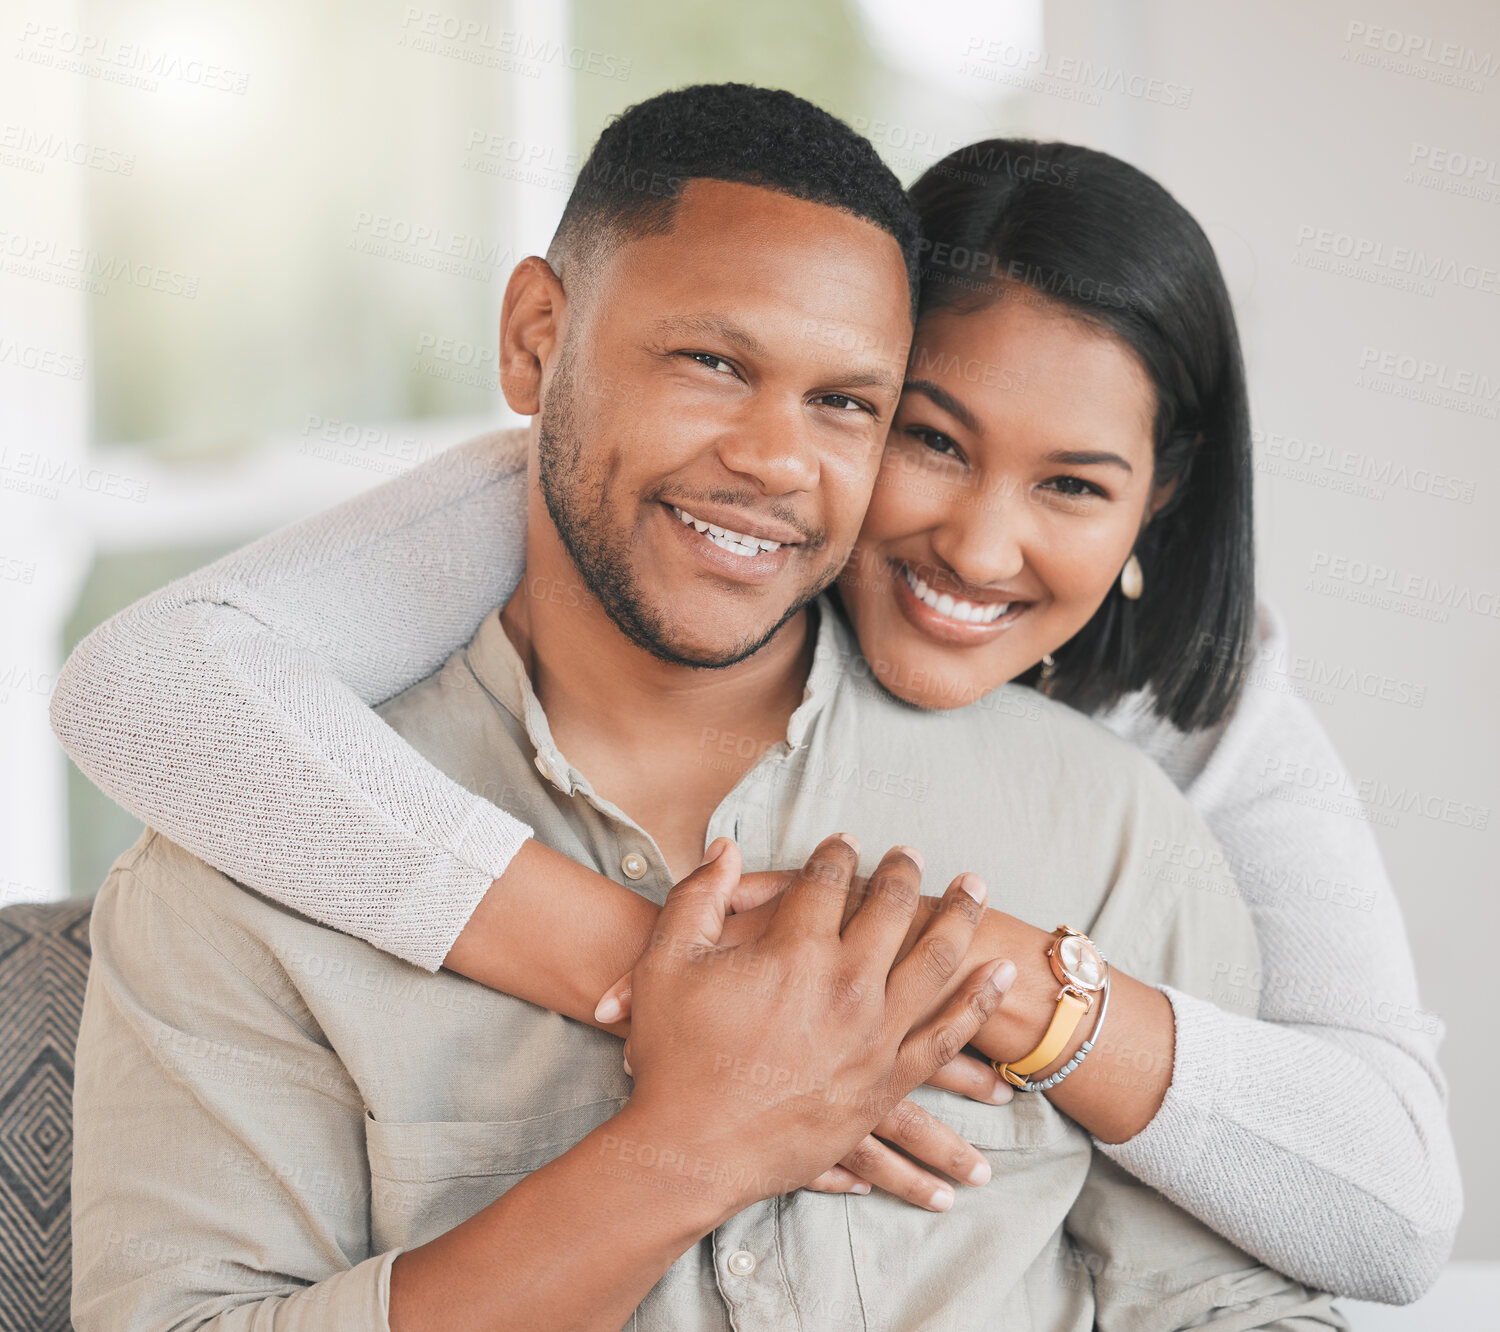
[891,559,1033,646]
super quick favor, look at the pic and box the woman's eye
[687,352,736,375]
[1043,475,1105,498]
[908,426,960,456]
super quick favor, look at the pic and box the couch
[0,900,93,1332]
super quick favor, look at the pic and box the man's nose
[712,396,822,496]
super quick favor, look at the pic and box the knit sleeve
[50,428,533,971]
[1095,602,1463,1303]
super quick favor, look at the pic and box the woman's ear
[1147,476,1178,522]
[498,256,567,416]
[1144,429,1201,524]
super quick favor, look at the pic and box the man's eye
[815,393,872,414]
[687,352,736,375]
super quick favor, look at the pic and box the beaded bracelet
[1012,974,1111,1093]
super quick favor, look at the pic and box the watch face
[1056,934,1106,990]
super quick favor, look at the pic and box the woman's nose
[929,483,1028,587]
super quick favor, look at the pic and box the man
[71,85,1343,1330]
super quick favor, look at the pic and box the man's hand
[617,834,1015,1215]
[596,855,1016,1208]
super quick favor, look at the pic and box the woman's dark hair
[908,139,1254,731]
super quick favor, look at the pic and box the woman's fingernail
[967,1159,991,1186]
[987,959,1017,994]
[595,995,622,1023]
[622,1054,633,1077]
[928,1186,954,1211]
[960,874,986,904]
[989,1080,1014,1105]
[897,845,924,871]
[836,832,861,855]
[701,837,729,866]
[852,1181,871,1195]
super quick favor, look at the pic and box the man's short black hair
[548,83,920,319]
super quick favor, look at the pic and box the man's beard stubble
[535,343,829,670]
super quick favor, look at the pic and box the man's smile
[670,504,788,557]
[659,501,799,586]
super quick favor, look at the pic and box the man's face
[535,179,913,668]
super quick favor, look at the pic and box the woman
[51,139,1458,1302]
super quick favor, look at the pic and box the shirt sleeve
[50,429,533,971]
[1075,781,1348,1330]
[70,836,396,1330]
[1065,1155,1348,1332]
[1093,601,1462,1304]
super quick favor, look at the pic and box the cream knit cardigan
[51,428,1461,1303]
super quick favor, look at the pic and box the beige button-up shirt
[71,602,1345,1330]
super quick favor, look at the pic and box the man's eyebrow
[655,313,901,400]
[649,314,770,361]
[903,378,981,434]
[836,368,903,395]
[1045,449,1134,473]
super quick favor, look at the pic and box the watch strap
[995,989,1090,1088]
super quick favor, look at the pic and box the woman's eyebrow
[903,377,981,434]
[1046,449,1134,473]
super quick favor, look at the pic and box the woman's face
[839,290,1168,710]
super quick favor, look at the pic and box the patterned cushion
[0,900,92,1332]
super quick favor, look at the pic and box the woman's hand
[596,860,1016,1209]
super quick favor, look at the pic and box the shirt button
[621,851,649,880]
[726,1249,757,1277]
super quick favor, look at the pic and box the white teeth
[672,506,783,558]
[902,566,1012,625]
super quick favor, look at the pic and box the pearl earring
[1120,554,1143,600]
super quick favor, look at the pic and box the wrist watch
[994,925,1109,1089]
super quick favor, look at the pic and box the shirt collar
[464,596,853,793]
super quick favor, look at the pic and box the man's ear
[499,256,567,416]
